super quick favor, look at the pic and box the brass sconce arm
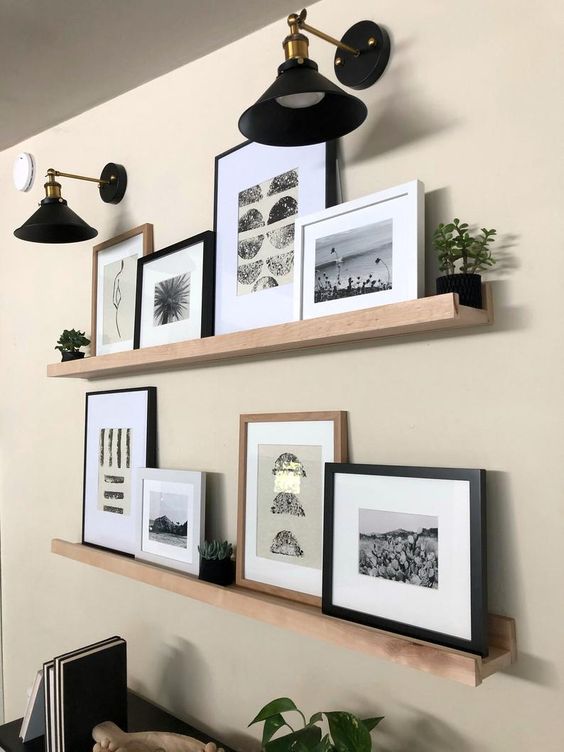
[47,168,112,187]
[294,8,361,57]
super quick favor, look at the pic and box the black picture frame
[82,387,157,557]
[322,463,487,656]
[213,139,339,335]
[133,231,216,349]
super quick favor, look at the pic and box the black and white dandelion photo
[237,168,299,296]
[153,272,191,327]
[358,509,438,589]
[314,219,393,303]
[148,491,188,549]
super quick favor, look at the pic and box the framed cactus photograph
[322,463,488,656]
[134,467,205,575]
[237,411,348,606]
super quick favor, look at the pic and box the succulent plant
[198,539,233,561]
[433,218,497,275]
[55,328,91,353]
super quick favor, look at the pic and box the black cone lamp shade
[239,59,367,147]
[14,162,127,244]
[14,197,98,243]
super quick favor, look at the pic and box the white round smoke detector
[13,152,35,192]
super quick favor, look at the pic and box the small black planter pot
[199,558,235,587]
[436,273,483,309]
[61,351,86,362]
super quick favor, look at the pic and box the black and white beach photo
[148,491,188,549]
[358,509,438,588]
[314,218,393,303]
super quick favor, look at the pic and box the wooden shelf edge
[46,289,493,380]
[51,538,515,686]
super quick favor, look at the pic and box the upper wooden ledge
[52,537,514,687]
[47,287,493,380]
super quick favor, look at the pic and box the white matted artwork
[294,181,424,320]
[322,464,488,656]
[134,231,215,348]
[92,224,153,355]
[82,388,157,555]
[134,468,205,575]
[214,141,338,334]
[237,412,347,606]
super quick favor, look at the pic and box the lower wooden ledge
[51,539,516,687]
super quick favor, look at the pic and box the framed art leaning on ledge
[322,463,488,656]
[82,387,157,556]
[237,411,348,606]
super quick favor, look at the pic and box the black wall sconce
[14,162,127,243]
[238,8,390,147]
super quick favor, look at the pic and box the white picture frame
[294,180,424,321]
[213,141,338,335]
[135,468,205,575]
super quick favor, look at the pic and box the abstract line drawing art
[314,219,393,303]
[358,509,439,589]
[270,530,304,557]
[97,427,132,515]
[112,259,124,338]
[237,168,299,296]
[153,272,191,327]
[102,253,139,346]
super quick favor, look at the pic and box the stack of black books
[20,637,127,752]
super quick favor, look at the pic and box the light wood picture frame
[91,224,153,356]
[237,411,348,606]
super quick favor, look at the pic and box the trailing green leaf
[325,712,371,752]
[250,698,301,726]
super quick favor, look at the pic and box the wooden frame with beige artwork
[92,224,153,356]
[237,411,348,606]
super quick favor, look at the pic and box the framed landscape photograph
[92,224,153,355]
[133,231,215,349]
[82,387,157,555]
[237,411,347,605]
[322,463,487,656]
[134,468,205,575]
[294,181,424,321]
[214,140,338,335]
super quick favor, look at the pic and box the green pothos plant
[249,697,383,752]
[433,218,497,275]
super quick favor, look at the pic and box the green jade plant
[55,329,90,354]
[433,218,497,275]
[198,540,233,560]
[249,697,383,752]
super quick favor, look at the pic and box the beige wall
[1,0,563,749]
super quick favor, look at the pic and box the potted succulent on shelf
[433,218,497,309]
[55,329,91,361]
[198,539,235,586]
[250,697,384,752]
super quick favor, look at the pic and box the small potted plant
[433,218,497,308]
[198,540,235,586]
[249,697,384,752]
[55,329,91,361]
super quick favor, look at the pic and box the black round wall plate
[99,163,127,204]
[334,21,390,90]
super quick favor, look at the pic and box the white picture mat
[84,391,149,554]
[294,180,424,320]
[134,468,205,575]
[215,142,331,334]
[331,472,472,639]
[139,242,204,348]
[245,420,335,597]
[96,233,145,355]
